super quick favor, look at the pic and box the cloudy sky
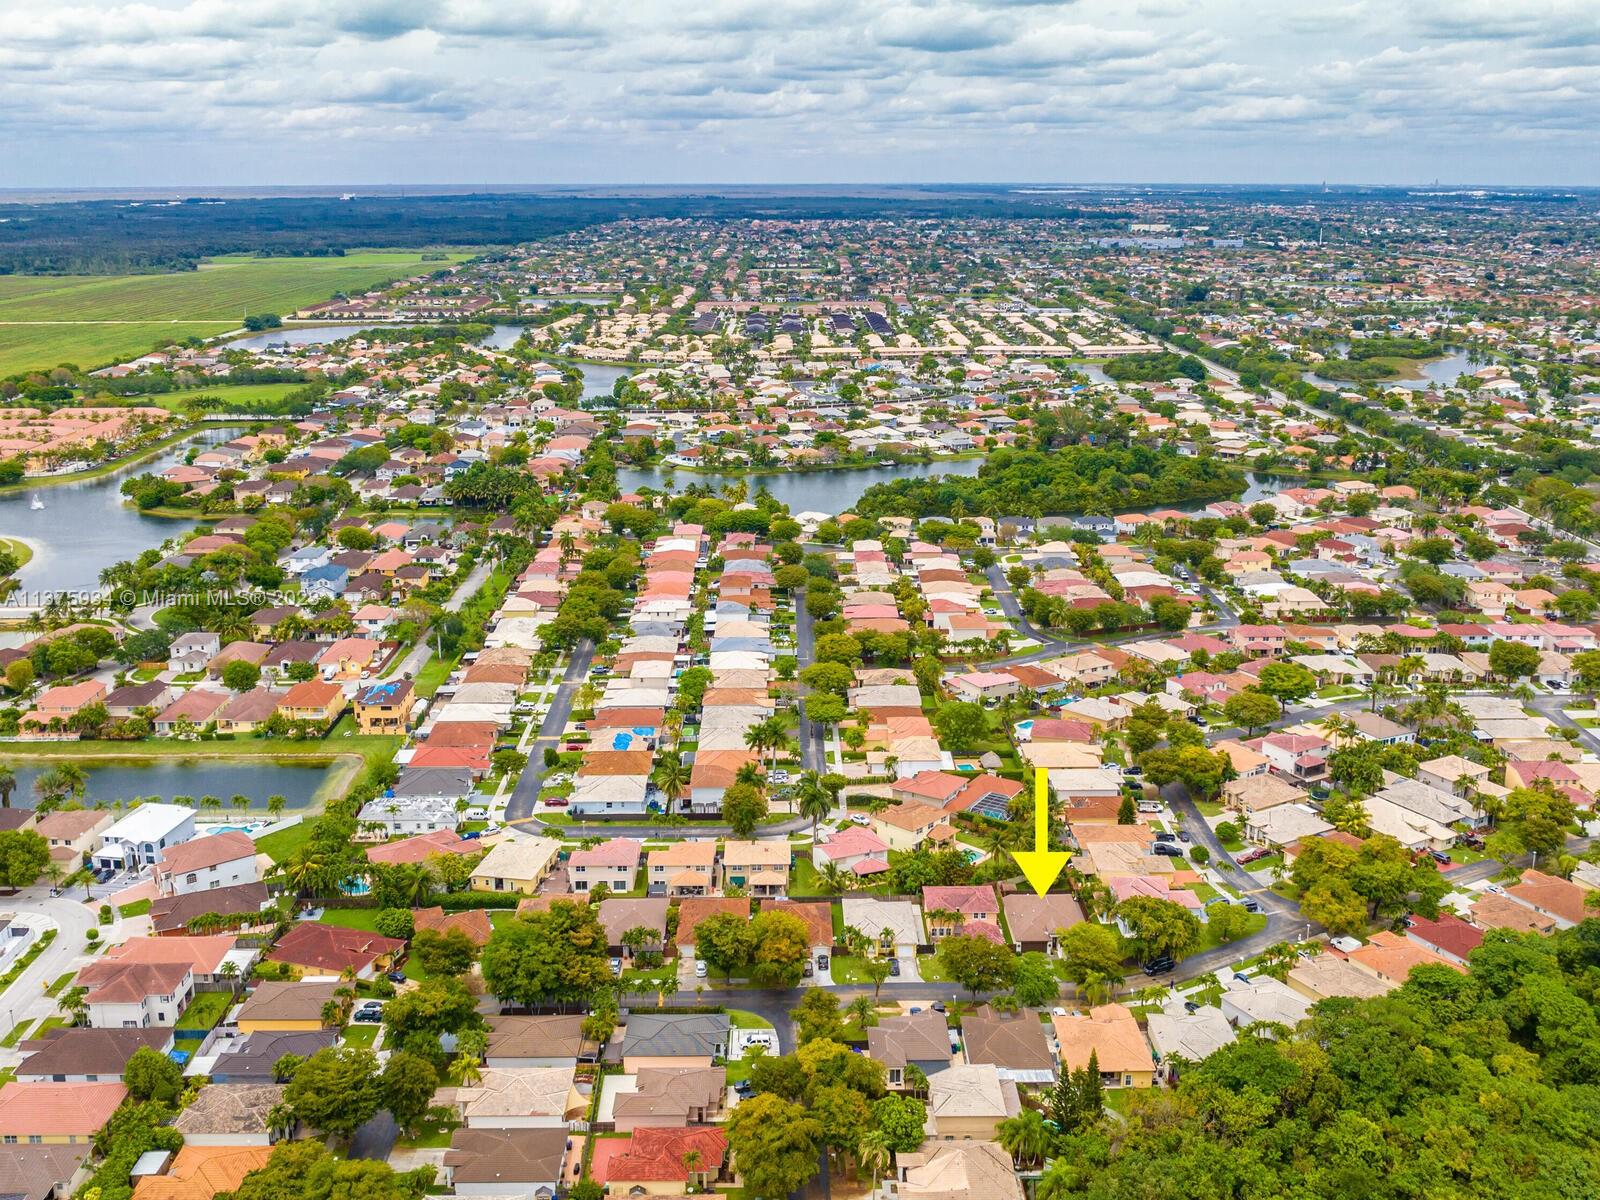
[1,0,1596,187]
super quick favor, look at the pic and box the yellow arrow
[1013,769,1069,895]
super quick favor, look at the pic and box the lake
[1305,349,1477,391]
[0,757,333,810]
[226,323,528,352]
[615,461,1280,518]
[0,428,234,599]
[616,458,984,513]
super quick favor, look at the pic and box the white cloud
[0,0,1593,184]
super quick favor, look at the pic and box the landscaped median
[0,928,57,996]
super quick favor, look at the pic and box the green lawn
[119,899,152,918]
[318,908,385,932]
[1197,912,1268,954]
[341,1023,380,1048]
[413,652,461,698]
[0,251,475,376]
[0,1019,34,1049]
[176,990,234,1032]
[256,820,318,864]
[727,1009,774,1030]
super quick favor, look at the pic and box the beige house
[923,1063,1020,1140]
[470,837,562,894]
[893,1142,1024,1200]
[1223,772,1304,815]
[718,841,790,897]
[871,802,952,852]
[34,809,114,868]
[646,841,718,897]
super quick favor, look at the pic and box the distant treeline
[0,193,1127,276]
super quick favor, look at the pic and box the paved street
[0,889,100,1073]
[503,639,595,824]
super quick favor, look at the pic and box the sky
[1,0,1597,187]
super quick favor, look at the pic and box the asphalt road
[503,638,595,824]
[0,890,114,1073]
[794,587,824,773]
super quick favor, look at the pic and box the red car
[544,798,569,808]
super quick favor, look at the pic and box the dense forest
[1036,923,1600,1199]
[852,446,1245,519]
[0,193,1116,275]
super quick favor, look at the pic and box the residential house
[923,1063,1020,1140]
[152,831,258,897]
[470,837,562,894]
[1051,1004,1155,1088]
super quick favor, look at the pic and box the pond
[616,457,984,513]
[0,428,234,600]
[225,323,528,352]
[0,757,334,810]
[1303,349,1477,391]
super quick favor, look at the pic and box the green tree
[123,1045,184,1103]
[721,781,768,838]
[211,1140,434,1200]
[479,902,612,1006]
[1488,638,1541,679]
[1223,690,1280,735]
[1010,951,1062,1008]
[872,1093,928,1153]
[936,934,1017,997]
[1206,903,1256,944]
[1255,661,1317,713]
[411,927,478,978]
[1058,922,1126,988]
[0,829,49,890]
[380,1050,439,1137]
[933,701,990,753]
[792,988,846,1044]
[1114,896,1202,961]
[725,1093,822,1199]
[284,1046,382,1141]
[221,659,261,692]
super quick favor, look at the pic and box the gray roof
[620,1013,730,1059]
[209,1030,336,1080]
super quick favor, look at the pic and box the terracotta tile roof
[266,922,404,973]
[0,1081,126,1136]
[595,1127,727,1184]
[132,1146,273,1200]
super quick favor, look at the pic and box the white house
[153,831,260,897]
[93,803,197,873]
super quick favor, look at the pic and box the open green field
[0,250,473,377]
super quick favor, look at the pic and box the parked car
[353,1002,384,1022]
[386,970,407,984]
[1177,830,1190,842]
[544,798,569,808]
[694,960,708,978]
[1241,898,1262,913]
[1236,848,1271,865]
[1143,957,1175,976]
[816,953,830,970]
[888,959,901,977]
[1153,843,1183,857]
[1154,831,1176,843]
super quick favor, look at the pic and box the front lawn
[177,990,234,1032]
[119,899,151,918]
[727,1009,774,1030]
[341,1023,379,1048]
[1196,911,1268,953]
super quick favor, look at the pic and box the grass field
[0,250,472,377]
[150,382,308,413]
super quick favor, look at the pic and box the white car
[694,960,708,978]
[849,813,871,826]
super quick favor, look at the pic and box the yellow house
[0,1081,127,1144]
[354,678,415,734]
[1051,1004,1156,1088]
[470,836,561,894]
[871,801,952,852]
[277,679,348,727]
[233,981,340,1033]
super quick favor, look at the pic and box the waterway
[615,461,1283,517]
[226,322,529,352]
[0,428,234,598]
[0,758,332,810]
[1304,349,1477,391]
[616,458,985,513]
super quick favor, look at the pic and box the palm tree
[819,862,854,895]
[796,771,831,844]
[230,793,251,815]
[0,766,14,808]
[266,794,286,820]
[679,1148,703,1193]
[997,1108,1051,1169]
[651,751,691,816]
[1080,969,1121,1006]
[846,994,878,1030]
[200,794,223,816]
[855,1129,891,1191]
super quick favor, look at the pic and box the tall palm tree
[230,793,251,815]
[0,766,14,809]
[796,771,831,843]
[650,751,690,815]
[679,1148,703,1193]
[200,794,223,816]
[846,994,878,1030]
[855,1130,891,1191]
[266,794,287,820]
[997,1108,1051,1169]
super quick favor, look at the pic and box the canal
[0,757,334,810]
